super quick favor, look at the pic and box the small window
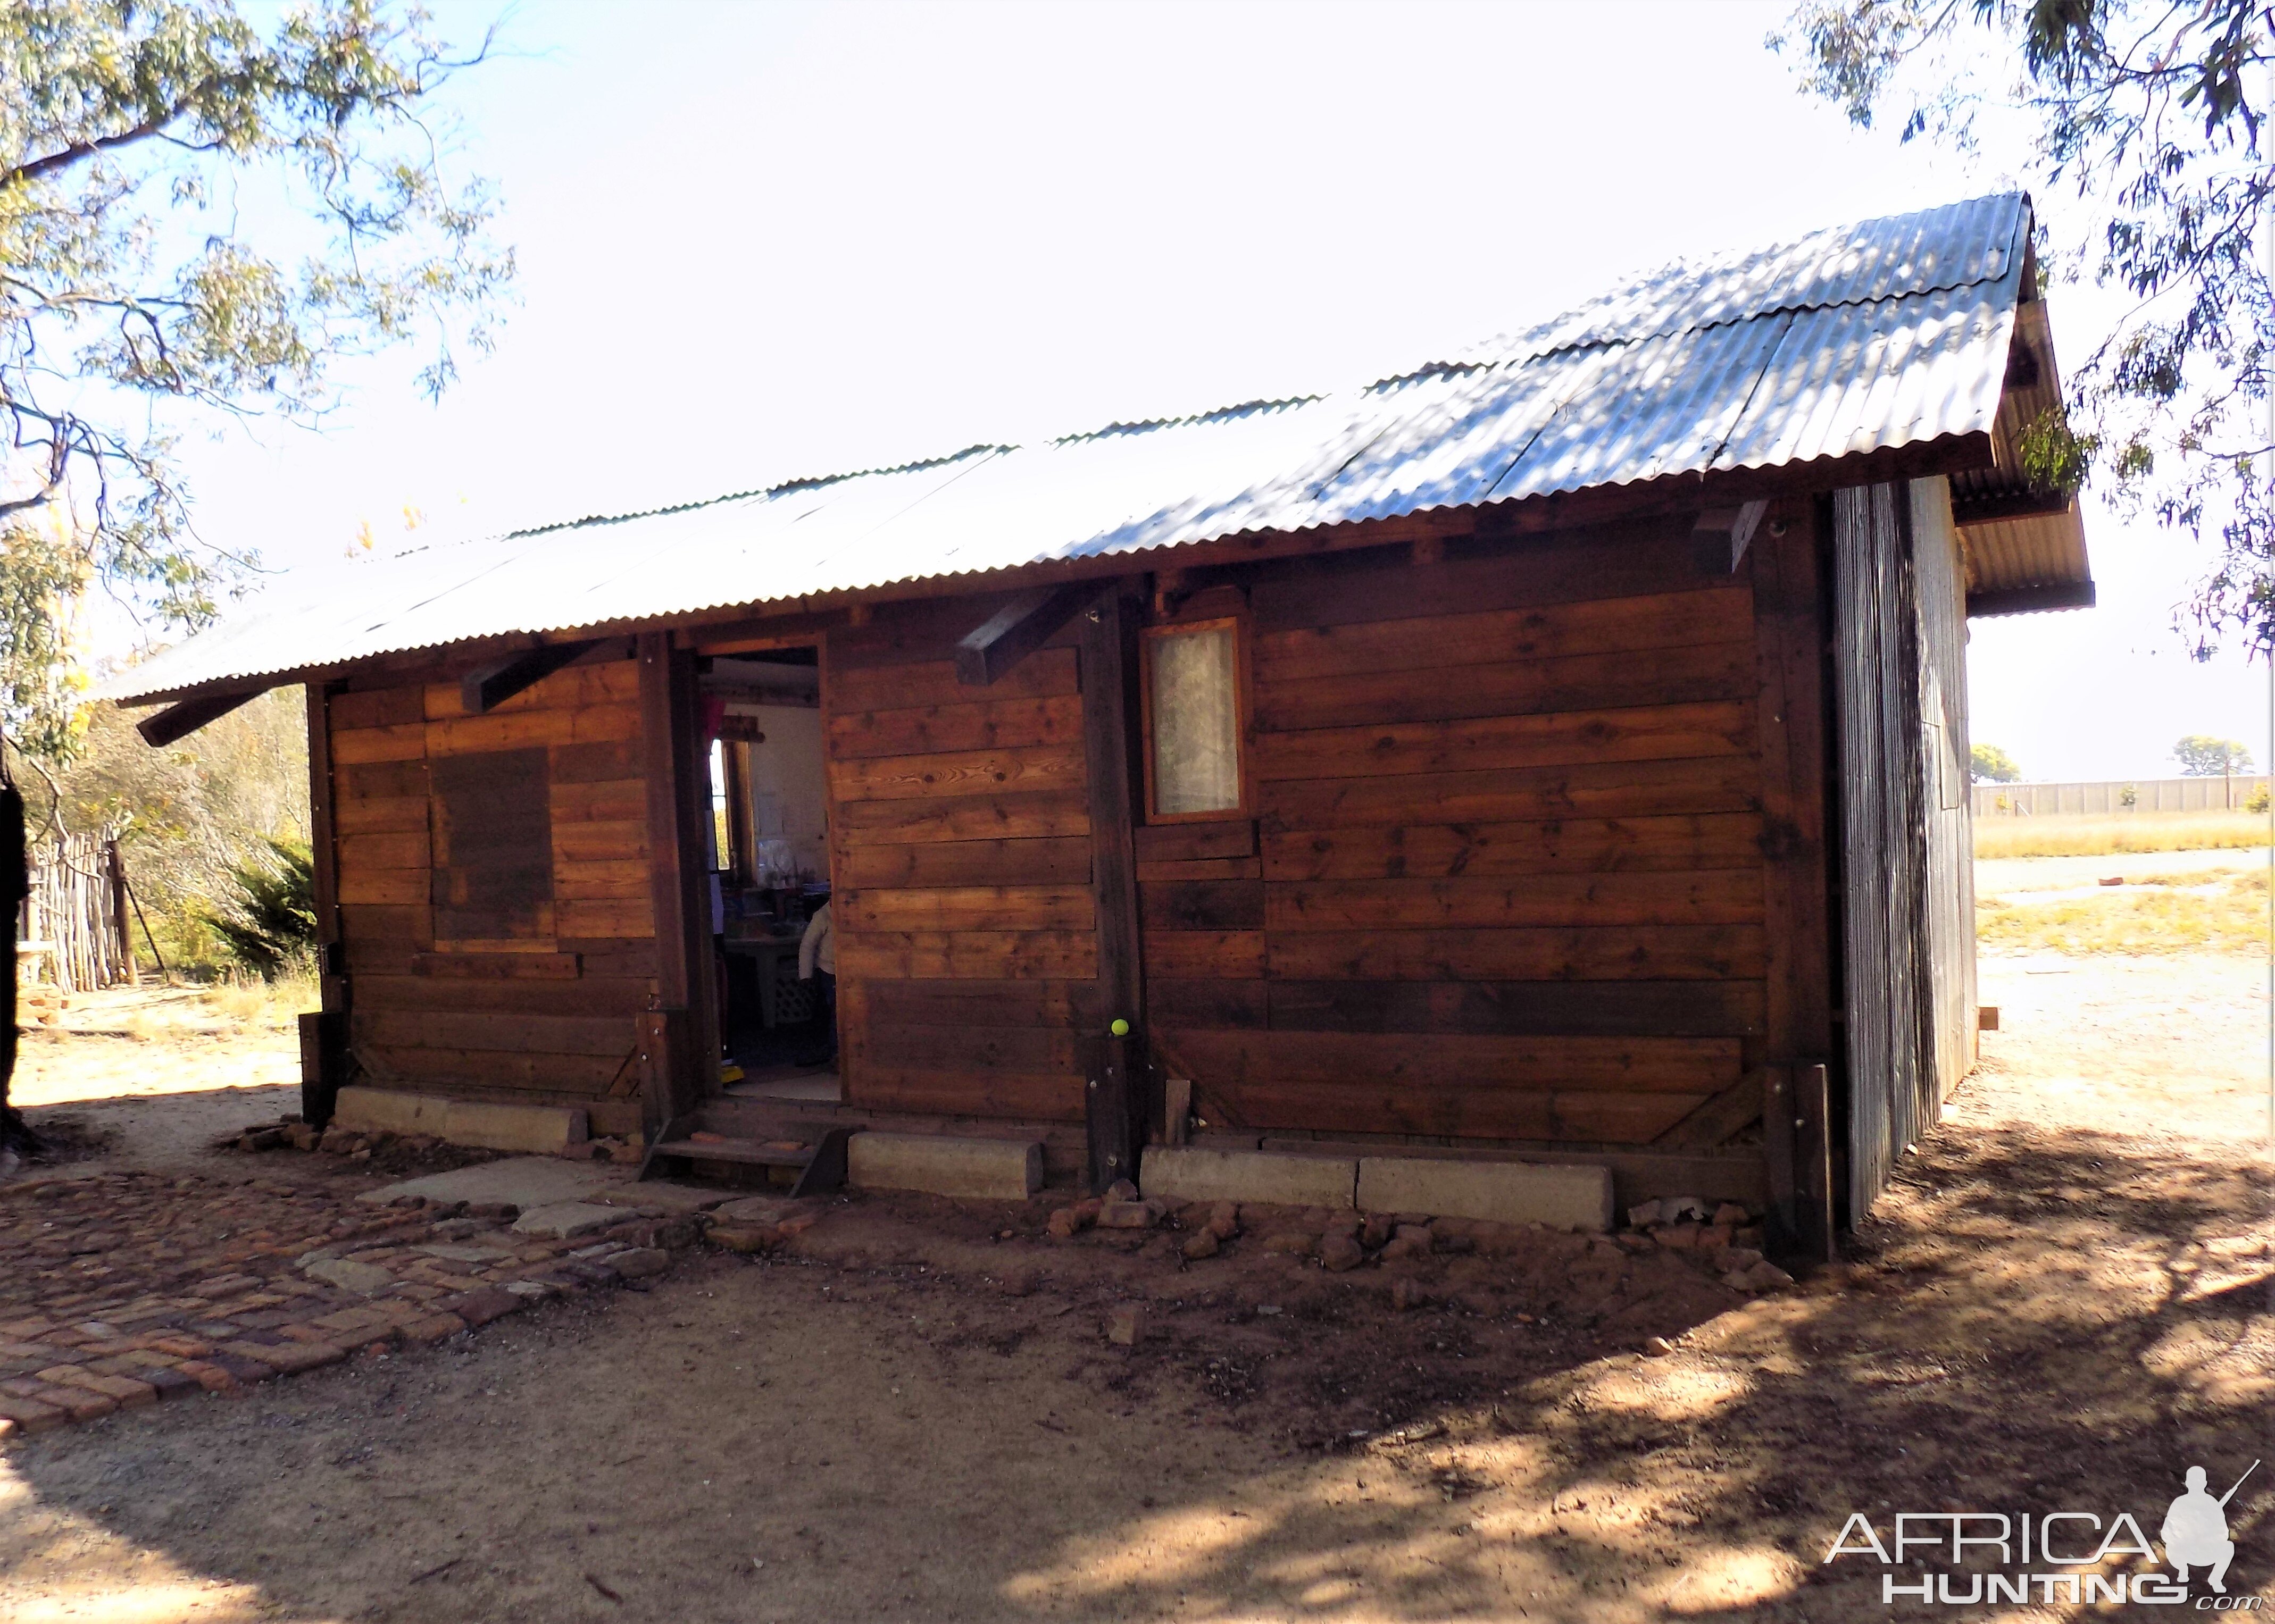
[1143,618,1247,819]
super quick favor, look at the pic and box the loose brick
[441,1286,525,1328]
[207,1353,277,1385]
[225,1340,344,1376]
[0,1395,64,1433]
[397,1313,465,1346]
[176,1361,238,1394]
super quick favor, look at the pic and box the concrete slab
[359,1157,619,1209]
[1356,1156,1614,1233]
[848,1132,1040,1201]
[511,1202,623,1241]
[333,1087,587,1154]
[1141,1146,1356,1209]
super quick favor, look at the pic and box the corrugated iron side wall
[1911,479,1978,1107]
[1833,483,1931,1225]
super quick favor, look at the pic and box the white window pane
[1152,626,1241,814]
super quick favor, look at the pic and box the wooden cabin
[114,194,2093,1254]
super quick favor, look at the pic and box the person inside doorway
[795,899,835,1069]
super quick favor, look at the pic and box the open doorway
[701,649,838,1103]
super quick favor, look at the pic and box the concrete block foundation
[333,1087,587,1156]
[1140,1146,1357,1209]
[847,1132,1042,1201]
[1356,1156,1614,1233]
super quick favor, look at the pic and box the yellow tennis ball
[1110,1018,1130,1037]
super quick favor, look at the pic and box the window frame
[1138,613,1255,825]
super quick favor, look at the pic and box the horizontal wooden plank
[358,1044,623,1093]
[851,977,1105,1030]
[1135,857,1261,883]
[835,930,1098,980]
[555,897,654,939]
[1262,1031,1741,1093]
[337,759,429,802]
[552,819,648,864]
[828,742,1085,803]
[857,1020,1080,1074]
[412,950,578,980]
[844,1063,1081,1123]
[549,778,647,824]
[828,692,1082,760]
[427,700,639,758]
[1140,930,1265,980]
[834,836,1091,889]
[1269,925,1767,982]
[354,973,656,1017]
[1255,700,1755,784]
[334,795,431,836]
[549,739,644,784]
[343,940,419,976]
[1268,979,1766,1037]
[1263,813,1764,881]
[1265,870,1764,931]
[827,646,1081,713]
[423,659,639,721]
[835,789,1091,846]
[554,859,651,901]
[337,870,429,907]
[1261,756,1763,834]
[1139,879,1264,932]
[339,903,434,945]
[339,831,431,872]
[1256,637,1755,732]
[836,885,1095,933]
[331,687,425,731]
[331,724,427,765]
[356,1009,636,1058]
[1246,517,1705,635]
[1189,1076,1704,1144]
[1254,585,1752,686]
[1147,978,1269,1031]
[560,937,659,978]
[1131,821,1256,863]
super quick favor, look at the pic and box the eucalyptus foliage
[0,0,513,751]
[1773,0,2274,659]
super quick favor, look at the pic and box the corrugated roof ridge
[497,443,1010,540]
[1049,395,1322,446]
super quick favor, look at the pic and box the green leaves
[197,834,316,980]
[0,1,514,757]
[1773,0,2274,659]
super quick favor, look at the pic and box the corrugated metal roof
[114,191,2052,705]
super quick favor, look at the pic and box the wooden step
[640,1124,855,1198]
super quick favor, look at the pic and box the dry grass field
[1972,807,2269,859]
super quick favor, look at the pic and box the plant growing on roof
[1772,0,2273,660]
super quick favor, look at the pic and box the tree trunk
[0,780,34,1158]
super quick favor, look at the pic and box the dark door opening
[699,649,837,1102]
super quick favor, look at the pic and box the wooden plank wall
[826,597,1100,1121]
[1148,519,1769,1147]
[329,657,656,1124]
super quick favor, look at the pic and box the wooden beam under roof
[135,687,267,747]
[460,640,596,715]
[955,583,1092,688]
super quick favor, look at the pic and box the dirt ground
[0,934,2269,1619]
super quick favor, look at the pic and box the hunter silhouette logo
[2165,1463,2255,1595]
[1822,1459,2262,1606]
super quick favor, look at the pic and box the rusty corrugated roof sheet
[113,191,2071,704]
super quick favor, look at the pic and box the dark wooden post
[301,681,351,1129]
[638,633,713,1135]
[1080,584,1146,1191]
[1752,498,1839,1262]
[104,839,135,985]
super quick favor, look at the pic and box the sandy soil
[0,918,2269,1620]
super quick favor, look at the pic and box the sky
[157,0,2269,785]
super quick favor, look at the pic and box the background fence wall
[1972,777,2271,816]
[19,832,136,993]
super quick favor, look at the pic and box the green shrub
[199,838,317,981]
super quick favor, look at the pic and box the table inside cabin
[722,925,810,1029]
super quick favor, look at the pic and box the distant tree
[2173,734,2255,776]
[1771,1,2273,662]
[1970,742,2022,783]
[0,0,513,1161]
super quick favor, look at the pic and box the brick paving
[0,1168,689,1438]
